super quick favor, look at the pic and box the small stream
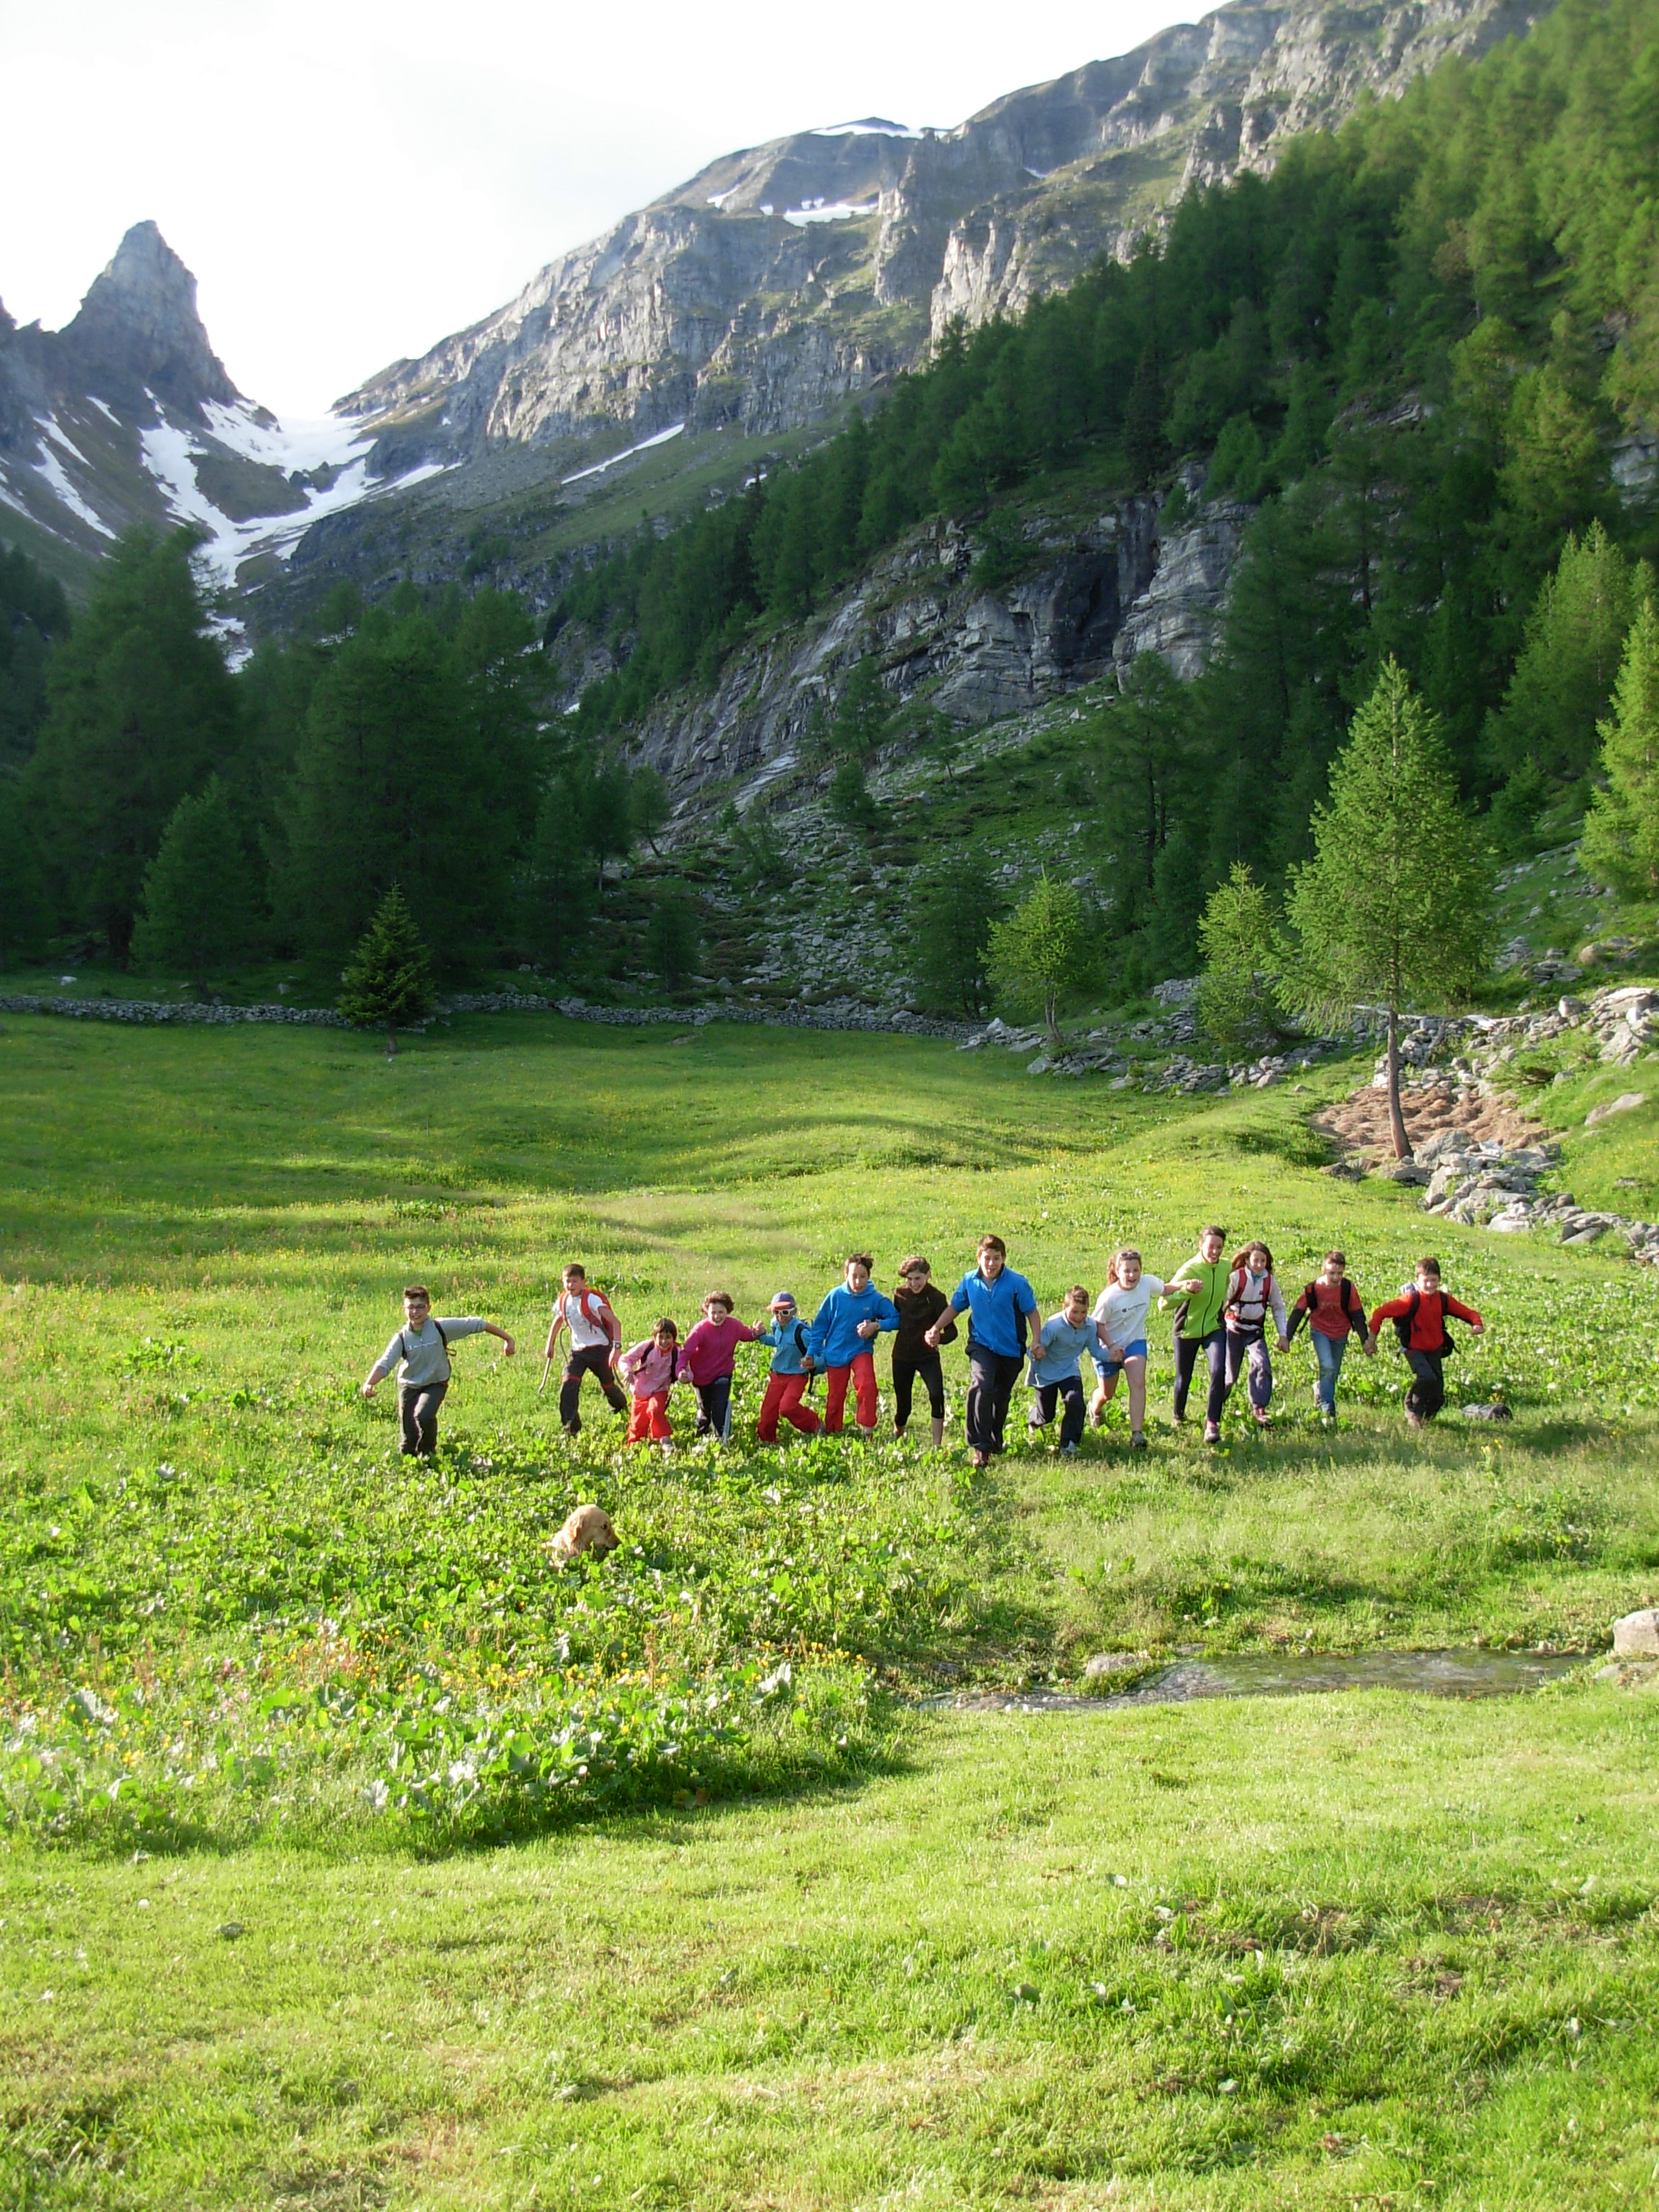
[934,1648,1584,1714]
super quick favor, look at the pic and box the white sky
[0,0,1191,418]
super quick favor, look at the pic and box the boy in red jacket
[1369,1256,1483,1427]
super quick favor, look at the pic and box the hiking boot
[1252,1406,1272,1428]
[1130,1431,1148,1451]
[1203,1421,1221,1444]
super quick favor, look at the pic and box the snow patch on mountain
[562,421,685,485]
[138,396,456,586]
[32,423,115,538]
[810,118,924,138]
[783,198,879,226]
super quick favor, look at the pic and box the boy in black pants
[362,1285,515,1455]
[544,1263,628,1437]
[1370,1258,1483,1426]
[892,1256,953,1448]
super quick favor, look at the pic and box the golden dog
[548,1503,619,1563]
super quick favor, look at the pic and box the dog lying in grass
[549,1503,619,1563]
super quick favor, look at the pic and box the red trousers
[824,1352,878,1433]
[757,1370,821,1442]
[626,1392,672,1443]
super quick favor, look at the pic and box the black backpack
[1300,1279,1364,1337]
[1393,1288,1455,1357]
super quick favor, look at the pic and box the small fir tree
[338,885,433,1055]
[1581,601,1659,899]
[987,872,1092,1044]
[1196,863,1279,1056]
[1278,660,1491,1160]
[131,778,255,987]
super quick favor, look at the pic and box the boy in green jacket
[1163,1225,1232,1442]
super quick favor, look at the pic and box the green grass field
[2,1012,1656,2208]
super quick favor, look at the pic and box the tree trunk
[1386,1007,1410,1160]
[386,1020,398,1058]
[1046,986,1061,1048]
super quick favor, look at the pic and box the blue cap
[768,1290,796,1310]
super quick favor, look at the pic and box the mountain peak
[62,220,237,415]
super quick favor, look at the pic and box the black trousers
[694,1375,734,1439]
[892,1348,945,1430]
[966,1348,1024,1455]
[1172,1326,1227,1422]
[1404,1349,1446,1420]
[559,1344,626,1434]
[1029,1374,1085,1449]
[398,1379,448,1456]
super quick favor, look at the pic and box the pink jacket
[679,1315,757,1385]
[619,1339,680,1398]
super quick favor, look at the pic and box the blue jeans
[1312,1331,1347,1415]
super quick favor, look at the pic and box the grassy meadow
[2,1010,1657,2208]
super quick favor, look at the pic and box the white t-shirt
[558,1287,616,1351]
[1091,1273,1166,1355]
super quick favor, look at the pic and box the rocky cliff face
[594,498,1170,816]
[345,0,1552,475]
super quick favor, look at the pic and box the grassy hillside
[1,1015,1656,2205]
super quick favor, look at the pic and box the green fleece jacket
[1162,1255,1231,1339]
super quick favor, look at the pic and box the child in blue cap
[755,1290,821,1443]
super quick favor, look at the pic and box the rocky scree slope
[341,0,1549,479]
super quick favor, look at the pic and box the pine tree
[130,778,256,986]
[1483,523,1648,813]
[1197,863,1279,1056]
[24,527,239,961]
[521,776,593,974]
[1279,660,1491,1160]
[338,886,433,1054]
[987,872,1092,1044]
[644,883,701,992]
[912,861,1004,1017]
[1581,601,1659,899]
[0,800,50,970]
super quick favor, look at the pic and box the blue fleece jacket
[808,1282,900,1368]
[757,1314,814,1376]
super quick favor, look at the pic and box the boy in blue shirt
[926,1234,1041,1469]
[807,1254,899,1434]
[1026,1285,1097,1453]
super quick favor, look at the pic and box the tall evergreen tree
[0,801,50,970]
[0,544,71,775]
[1279,660,1491,1160]
[1483,523,1651,810]
[24,528,240,961]
[1581,601,1659,899]
[131,778,256,985]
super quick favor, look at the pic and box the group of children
[364,1242,1484,1461]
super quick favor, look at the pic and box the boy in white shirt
[362,1284,515,1456]
[544,1263,628,1437]
[1088,1249,1165,1450]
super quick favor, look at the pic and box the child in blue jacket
[808,1254,899,1435]
[755,1291,822,1443]
[1026,1285,1097,1453]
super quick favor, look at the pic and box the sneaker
[1252,1406,1272,1428]
[1130,1431,1148,1451]
[1203,1421,1220,1444]
[1060,1442,1079,1455]
[1092,1406,1107,1429]
[970,1449,989,1470]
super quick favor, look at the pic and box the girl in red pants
[806,1254,899,1435]
[755,1291,822,1443]
[618,1318,682,1445]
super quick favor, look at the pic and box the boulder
[1612,1609,1659,1659]
[1382,1161,1431,1186]
[1585,1092,1647,1128]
